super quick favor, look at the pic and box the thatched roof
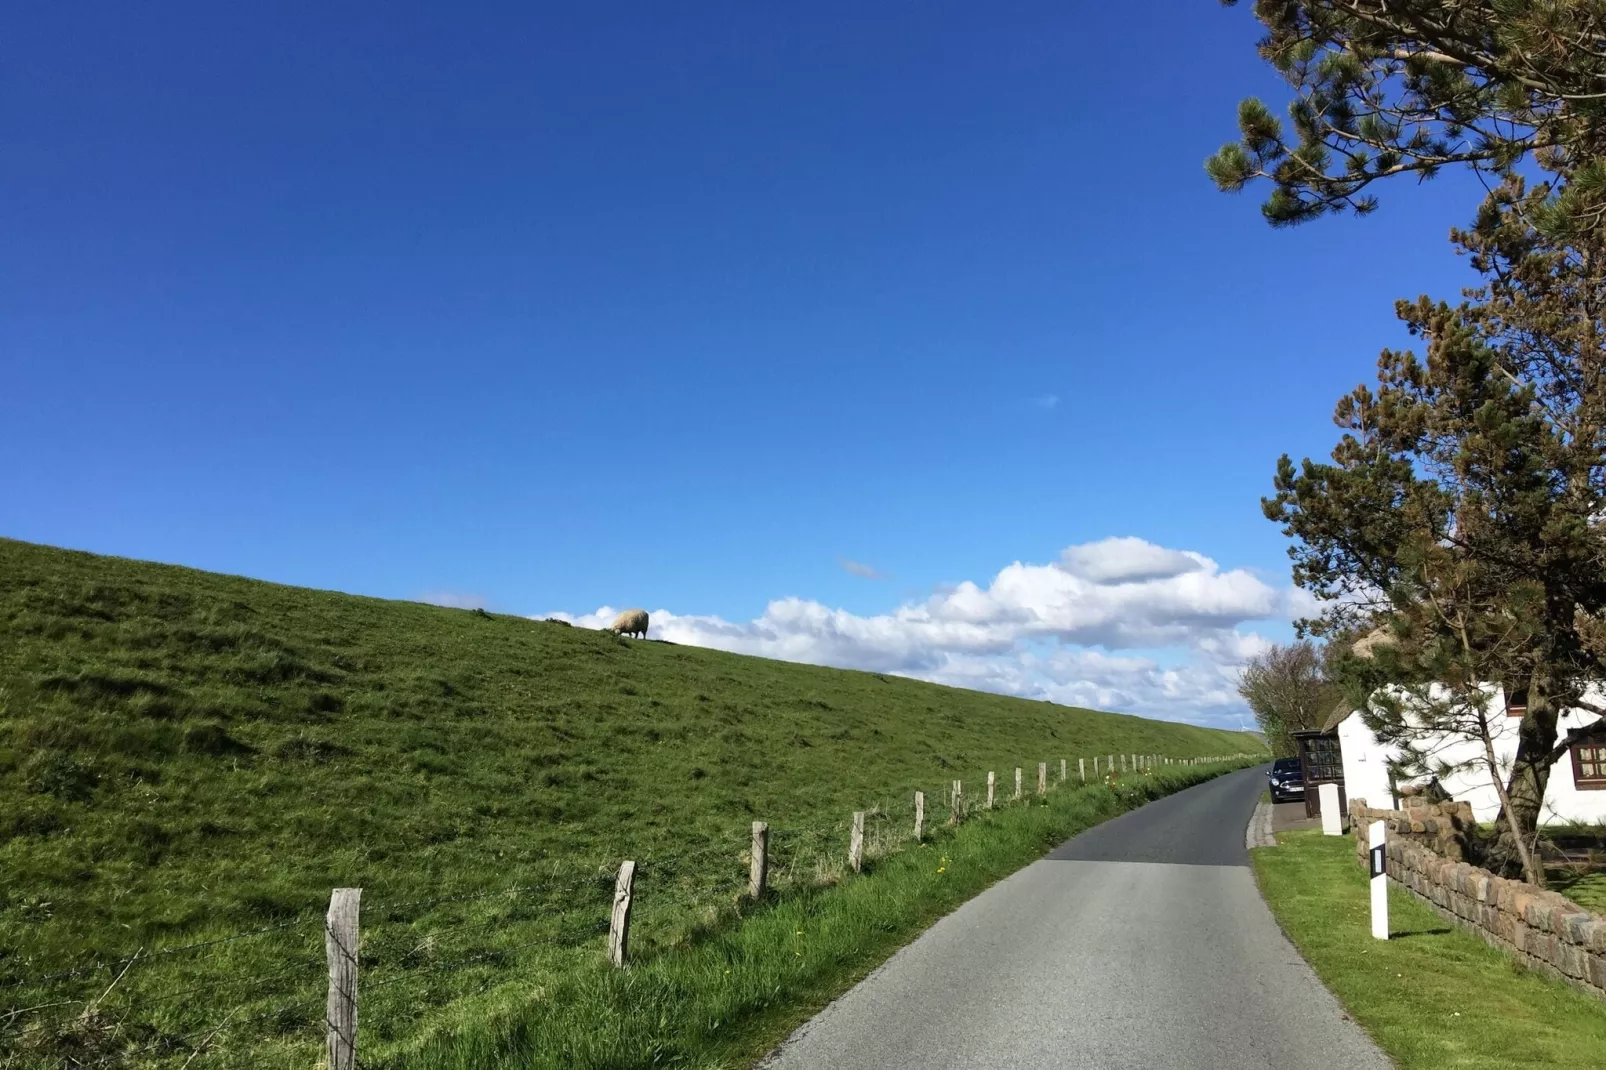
[1349,626,1400,658]
[1321,627,1396,733]
[1350,627,1397,660]
[1321,701,1355,734]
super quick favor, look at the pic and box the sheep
[608,608,649,639]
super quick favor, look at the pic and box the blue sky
[2,2,1489,724]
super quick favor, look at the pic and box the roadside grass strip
[1252,831,1606,1070]
[399,763,1251,1069]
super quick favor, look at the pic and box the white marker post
[1319,783,1343,836]
[1368,820,1388,940]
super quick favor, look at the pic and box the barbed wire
[14,912,622,1069]
[0,955,325,1046]
[112,957,325,1017]
[31,986,325,1070]
[0,751,1232,1067]
[636,871,749,913]
[361,918,612,996]
[634,834,750,876]
[364,867,614,919]
[362,896,611,966]
[363,831,745,921]
[0,913,321,995]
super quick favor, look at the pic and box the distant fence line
[2,752,1258,1068]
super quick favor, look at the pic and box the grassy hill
[0,537,1262,1065]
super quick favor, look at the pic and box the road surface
[762,767,1390,1070]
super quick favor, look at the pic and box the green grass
[0,537,1263,1065]
[1551,871,1606,914]
[1253,831,1606,1069]
[406,763,1245,1069]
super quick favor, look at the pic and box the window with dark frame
[1573,741,1606,790]
[1301,736,1344,783]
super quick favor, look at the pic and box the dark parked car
[1268,757,1305,803]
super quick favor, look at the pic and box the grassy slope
[0,537,1261,1064]
[1253,832,1606,1069]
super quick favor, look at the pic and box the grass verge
[399,762,1250,1069]
[1252,831,1606,1069]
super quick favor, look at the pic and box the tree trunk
[1485,682,1558,884]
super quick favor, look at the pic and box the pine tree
[1265,177,1606,881]
[1208,0,1606,234]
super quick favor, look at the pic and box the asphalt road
[762,767,1391,1070]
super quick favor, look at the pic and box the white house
[1334,686,1606,826]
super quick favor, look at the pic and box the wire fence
[0,753,1256,1068]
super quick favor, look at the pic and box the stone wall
[1350,800,1606,1001]
[1348,797,1474,862]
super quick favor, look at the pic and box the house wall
[1338,712,1394,811]
[1540,708,1606,825]
[1336,690,1606,826]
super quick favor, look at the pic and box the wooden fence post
[1093,756,1100,776]
[1060,758,1067,783]
[1108,754,1115,774]
[1014,767,1022,799]
[914,790,925,841]
[1079,758,1086,782]
[749,821,769,899]
[849,811,865,872]
[950,779,962,824]
[986,770,996,809]
[608,860,636,967]
[325,888,361,1070]
[1037,762,1047,795]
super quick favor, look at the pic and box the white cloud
[1059,536,1207,584]
[1031,394,1060,409]
[539,537,1300,728]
